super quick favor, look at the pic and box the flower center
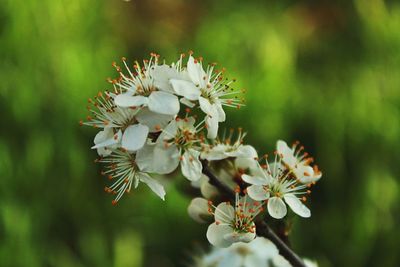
[135,83,157,97]
[200,88,216,104]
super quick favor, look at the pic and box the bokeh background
[1,0,399,266]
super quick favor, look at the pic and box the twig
[201,162,234,197]
[256,221,306,267]
[201,161,307,267]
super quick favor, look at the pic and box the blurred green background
[1,0,399,266]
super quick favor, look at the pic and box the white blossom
[99,149,166,204]
[152,54,200,104]
[201,128,257,161]
[206,192,263,248]
[242,157,312,219]
[277,140,322,184]
[192,237,319,267]
[82,91,173,153]
[170,54,243,139]
[113,55,180,116]
[137,116,204,181]
[193,237,279,267]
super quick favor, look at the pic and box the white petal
[206,223,233,248]
[125,84,136,94]
[181,149,203,181]
[187,197,210,223]
[242,254,267,267]
[136,143,180,174]
[235,157,259,171]
[284,193,311,218]
[214,202,235,224]
[312,171,322,180]
[206,114,219,139]
[241,174,267,186]
[156,120,178,145]
[180,97,195,108]
[229,145,258,159]
[267,197,287,219]
[248,237,279,258]
[247,185,270,201]
[114,93,148,108]
[170,79,201,100]
[201,144,227,161]
[304,259,319,267]
[200,181,219,199]
[199,96,215,116]
[218,253,242,267]
[193,175,219,199]
[176,116,196,129]
[96,146,112,157]
[268,162,285,177]
[187,55,206,86]
[223,229,256,244]
[136,108,174,133]
[151,64,179,93]
[148,91,180,115]
[92,128,121,156]
[272,255,292,267]
[214,102,226,122]
[92,128,121,149]
[295,165,322,184]
[121,124,149,151]
[276,140,297,167]
[138,173,166,200]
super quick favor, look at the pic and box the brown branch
[201,161,307,267]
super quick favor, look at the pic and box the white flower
[277,140,322,184]
[206,192,263,248]
[83,91,174,153]
[100,149,166,204]
[170,55,243,139]
[193,237,280,267]
[135,142,181,175]
[137,116,203,181]
[271,256,319,267]
[201,128,257,161]
[152,54,200,105]
[242,158,312,219]
[192,237,319,267]
[113,55,180,115]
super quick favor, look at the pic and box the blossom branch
[256,221,306,267]
[201,161,307,267]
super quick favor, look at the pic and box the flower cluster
[82,52,243,204]
[188,140,322,247]
[242,140,322,219]
[82,52,322,266]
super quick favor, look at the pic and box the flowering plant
[81,52,322,267]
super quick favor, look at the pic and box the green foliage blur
[0,0,399,266]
